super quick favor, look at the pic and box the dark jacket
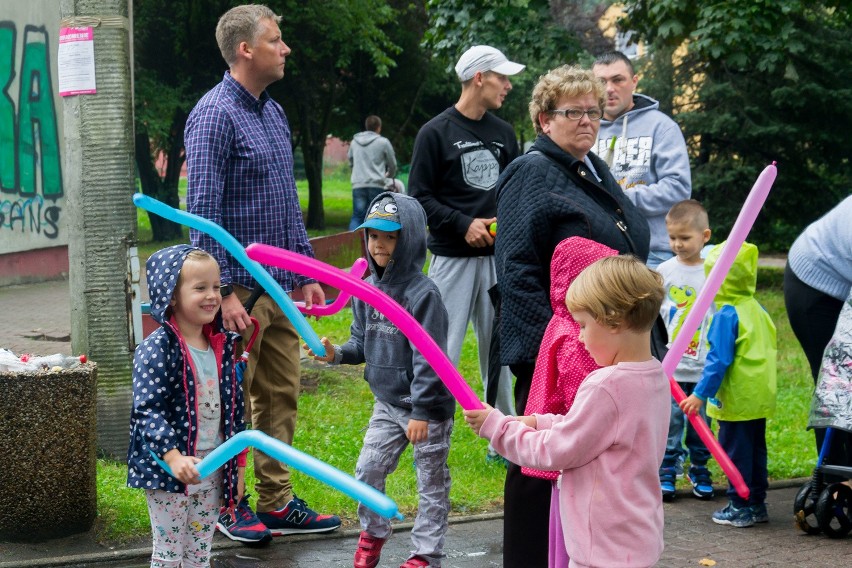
[333,193,455,421]
[127,244,245,505]
[495,134,650,366]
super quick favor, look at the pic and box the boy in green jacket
[681,241,777,527]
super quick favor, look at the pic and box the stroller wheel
[815,483,852,538]
[794,482,822,535]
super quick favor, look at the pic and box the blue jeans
[349,186,385,231]
[662,382,712,470]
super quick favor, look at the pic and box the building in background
[1,2,68,286]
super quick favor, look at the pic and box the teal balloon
[150,430,402,520]
[132,193,325,356]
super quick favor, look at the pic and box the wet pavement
[5,481,850,568]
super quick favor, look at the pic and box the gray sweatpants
[427,254,515,418]
[356,400,453,567]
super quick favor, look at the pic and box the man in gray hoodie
[593,51,692,269]
[348,115,397,231]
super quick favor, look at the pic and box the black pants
[502,362,550,568]
[784,264,852,477]
[718,419,768,508]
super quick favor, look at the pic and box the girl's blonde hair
[175,249,219,289]
[565,256,664,331]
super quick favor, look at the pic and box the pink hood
[522,236,618,480]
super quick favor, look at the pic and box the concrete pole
[60,0,136,458]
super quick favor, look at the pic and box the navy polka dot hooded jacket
[126,244,245,505]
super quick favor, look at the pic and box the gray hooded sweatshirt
[332,192,454,421]
[348,131,397,189]
[595,93,692,257]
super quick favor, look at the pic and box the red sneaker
[354,531,387,568]
[400,556,431,568]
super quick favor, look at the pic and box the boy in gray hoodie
[306,193,454,568]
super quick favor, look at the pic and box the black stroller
[793,304,852,538]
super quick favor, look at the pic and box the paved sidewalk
[0,278,74,356]
[2,480,850,567]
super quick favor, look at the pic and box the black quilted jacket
[495,134,650,366]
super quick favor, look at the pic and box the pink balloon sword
[663,162,778,500]
[293,258,369,316]
[246,243,485,410]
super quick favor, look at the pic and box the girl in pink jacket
[466,256,670,568]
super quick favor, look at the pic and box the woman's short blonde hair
[565,256,664,331]
[528,65,606,134]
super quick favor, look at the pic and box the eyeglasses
[549,108,603,121]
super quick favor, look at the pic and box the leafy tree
[133,0,232,241]
[269,0,400,229]
[336,1,458,165]
[423,0,607,141]
[622,1,852,249]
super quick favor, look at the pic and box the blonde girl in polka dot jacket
[127,245,249,564]
[522,236,617,567]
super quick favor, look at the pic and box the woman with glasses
[494,65,651,567]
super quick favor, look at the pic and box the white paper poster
[58,27,96,96]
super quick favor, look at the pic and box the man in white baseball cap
[454,45,525,82]
[408,43,524,477]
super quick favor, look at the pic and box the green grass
[109,174,815,543]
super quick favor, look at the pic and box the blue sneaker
[687,465,714,500]
[217,495,272,545]
[660,467,677,502]
[257,495,341,536]
[712,502,754,527]
[751,502,769,523]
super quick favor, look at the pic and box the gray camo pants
[356,399,453,567]
[427,255,515,416]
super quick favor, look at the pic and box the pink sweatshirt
[480,359,670,568]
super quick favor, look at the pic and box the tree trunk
[655,43,676,117]
[303,140,325,229]
[163,107,187,213]
[134,131,181,241]
[61,0,136,458]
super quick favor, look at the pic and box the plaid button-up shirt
[185,72,314,291]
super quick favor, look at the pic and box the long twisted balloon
[132,193,325,356]
[662,162,778,500]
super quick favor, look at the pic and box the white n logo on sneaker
[286,509,308,525]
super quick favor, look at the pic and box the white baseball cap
[454,45,525,82]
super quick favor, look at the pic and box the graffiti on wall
[1,21,63,242]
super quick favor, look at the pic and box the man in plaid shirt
[185,4,341,545]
